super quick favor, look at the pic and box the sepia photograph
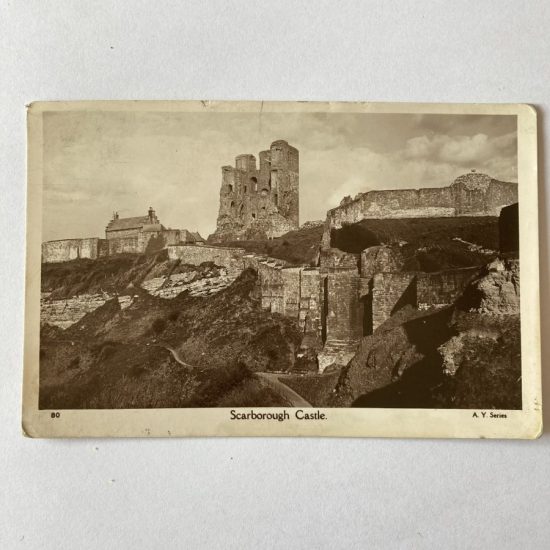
[23,101,541,438]
[5,4,550,549]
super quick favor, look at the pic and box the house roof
[106,216,150,232]
[191,232,205,242]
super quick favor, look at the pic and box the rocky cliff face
[329,258,521,409]
[458,258,520,315]
[40,255,239,329]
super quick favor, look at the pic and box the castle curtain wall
[322,175,518,247]
[41,238,102,263]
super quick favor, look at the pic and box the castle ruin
[42,207,204,263]
[41,137,519,373]
[209,140,299,242]
[322,172,518,247]
[170,170,518,371]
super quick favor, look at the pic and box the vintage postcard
[23,101,541,438]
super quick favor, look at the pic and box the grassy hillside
[222,216,501,270]
[40,269,301,409]
[41,251,169,299]
[331,216,500,271]
[40,222,520,410]
[41,250,227,300]
[221,224,324,266]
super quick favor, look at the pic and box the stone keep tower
[209,140,299,242]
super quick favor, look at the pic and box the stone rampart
[254,261,321,331]
[322,173,518,248]
[372,272,417,330]
[299,269,323,334]
[416,267,479,309]
[371,267,480,330]
[257,260,285,313]
[319,248,359,272]
[41,238,104,263]
[325,271,363,347]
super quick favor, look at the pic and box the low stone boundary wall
[167,244,246,274]
[42,238,104,263]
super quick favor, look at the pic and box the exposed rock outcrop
[459,258,520,315]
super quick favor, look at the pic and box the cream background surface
[2,1,550,549]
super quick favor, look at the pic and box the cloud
[404,131,517,168]
[41,111,518,241]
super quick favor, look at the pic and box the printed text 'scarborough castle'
[209,140,299,242]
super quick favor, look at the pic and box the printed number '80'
[50,412,60,418]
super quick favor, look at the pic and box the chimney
[148,207,155,223]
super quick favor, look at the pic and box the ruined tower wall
[270,140,299,228]
[258,262,285,314]
[210,140,299,242]
[299,269,322,333]
[325,271,363,347]
[254,263,322,330]
[281,268,301,319]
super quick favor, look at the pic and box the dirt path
[160,344,196,369]
[254,372,312,407]
[159,344,312,407]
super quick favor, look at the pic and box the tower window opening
[244,185,247,193]
[252,213,256,219]
[230,201,235,208]
[228,184,233,193]
[250,176,258,191]
[274,193,278,204]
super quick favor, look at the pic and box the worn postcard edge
[22,101,542,438]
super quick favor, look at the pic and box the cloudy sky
[42,110,517,241]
